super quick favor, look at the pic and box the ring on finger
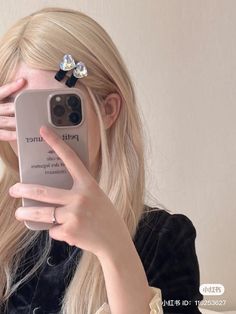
[52,206,59,225]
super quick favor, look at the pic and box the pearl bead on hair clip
[55,54,88,88]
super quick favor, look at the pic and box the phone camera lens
[67,95,81,109]
[53,105,65,117]
[69,112,81,125]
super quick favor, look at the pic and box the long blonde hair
[0,7,167,314]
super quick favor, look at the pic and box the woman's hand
[0,78,26,141]
[9,125,131,260]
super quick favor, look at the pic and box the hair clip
[55,54,76,81]
[65,61,88,88]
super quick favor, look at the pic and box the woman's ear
[100,92,122,129]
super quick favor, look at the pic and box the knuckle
[34,186,47,196]
[7,103,12,111]
[5,103,13,113]
[64,146,73,159]
[75,194,87,207]
[52,135,63,147]
[0,116,9,126]
[83,178,96,191]
[33,208,42,220]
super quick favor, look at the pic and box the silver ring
[52,207,58,225]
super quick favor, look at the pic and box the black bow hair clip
[55,54,88,88]
[65,61,88,87]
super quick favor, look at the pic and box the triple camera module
[50,94,82,127]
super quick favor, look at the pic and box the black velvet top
[2,208,203,314]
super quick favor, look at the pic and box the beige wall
[0,0,235,312]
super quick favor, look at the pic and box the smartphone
[14,88,90,231]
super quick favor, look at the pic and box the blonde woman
[0,7,203,314]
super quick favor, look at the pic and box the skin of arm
[97,233,155,314]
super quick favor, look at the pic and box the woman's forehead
[8,62,90,105]
[11,66,77,97]
[14,65,62,87]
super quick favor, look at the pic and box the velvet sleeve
[133,209,204,314]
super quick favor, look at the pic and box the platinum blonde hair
[0,7,167,314]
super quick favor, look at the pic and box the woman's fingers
[0,111,17,141]
[15,206,56,223]
[0,78,25,101]
[9,183,72,205]
[0,102,15,116]
[0,78,26,141]
[0,102,17,141]
[40,126,92,184]
[0,116,16,128]
[0,115,16,140]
